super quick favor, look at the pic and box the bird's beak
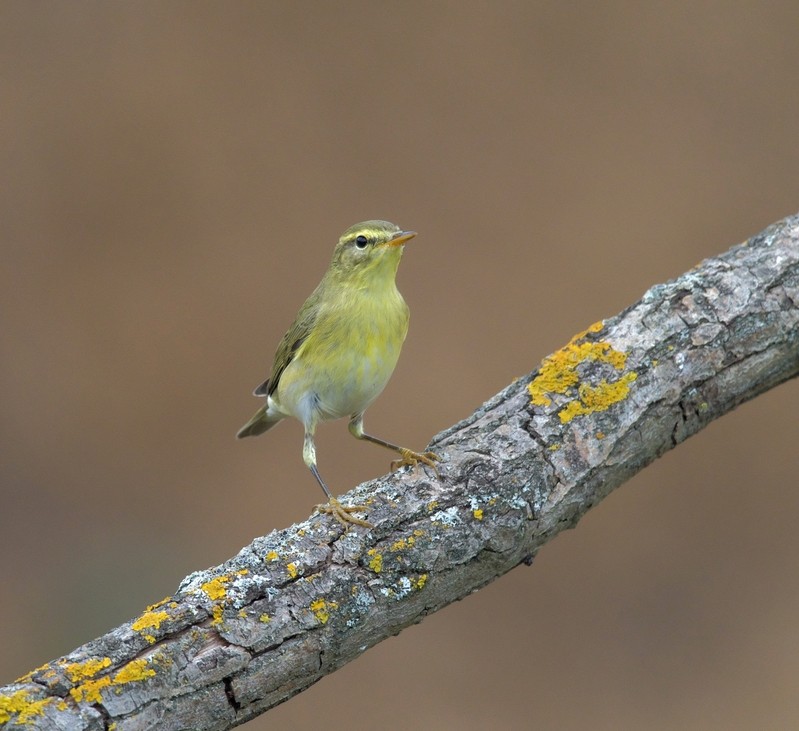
[386,230,417,247]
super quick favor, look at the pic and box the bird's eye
[355,235,369,249]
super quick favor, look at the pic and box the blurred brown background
[2,3,798,729]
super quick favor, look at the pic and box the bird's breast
[275,289,409,422]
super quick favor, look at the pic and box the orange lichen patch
[63,657,112,683]
[529,323,637,423]
[367,549,383,573]
[310,598,338,624]
[0,689,55,725]
[201,576,230,601]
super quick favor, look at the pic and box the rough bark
[2,212,798,730]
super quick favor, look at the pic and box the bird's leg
[303,432,371,528]
[348,414,440,474]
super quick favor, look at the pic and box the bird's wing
[261,305,318,398]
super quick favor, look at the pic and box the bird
[237,220,439,527]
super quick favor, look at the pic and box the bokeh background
[2,3,799,729]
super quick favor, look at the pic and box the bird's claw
[390,448,441,475]
[315,497,373,529]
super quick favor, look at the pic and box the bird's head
[330,220,417,285]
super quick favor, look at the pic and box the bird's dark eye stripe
[355,235,369,248]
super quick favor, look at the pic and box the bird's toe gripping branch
[390,448,441,475]
[315,497,373,529]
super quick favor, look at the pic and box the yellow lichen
[113,659,156,685]
[390,536,415,552]
[286,563,298,579]
[0,689,55,725]
[367,549,383,573]
[131,609,169,635]
[259,613,271,623]
[201,576,230,601]
[63,657,112,683]
[415,574,428,590]
[18,664,59,687]
[68,658,156,705]
[236,569,249,576]
[210,604,225,626]
[145,597,172,611]
[558,372,638,424]
[472,509,484,521]
[426,500,439,512]
[265,550,279,562]
[310,598,338,624]
[528,323,636,423]
[70,677,111,704]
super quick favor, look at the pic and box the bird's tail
[236,405,281,439]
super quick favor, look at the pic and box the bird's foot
[390,448,441,475]
[315,497,372,529]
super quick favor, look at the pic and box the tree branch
[3,212,798,730]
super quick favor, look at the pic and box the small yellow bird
[237,220,439,527]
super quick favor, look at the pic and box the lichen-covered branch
[3,212,798,730]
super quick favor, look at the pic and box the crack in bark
[223,676,241,713]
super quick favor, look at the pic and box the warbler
[237,220,439,527]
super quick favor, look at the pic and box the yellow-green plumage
[237,220,438,528]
